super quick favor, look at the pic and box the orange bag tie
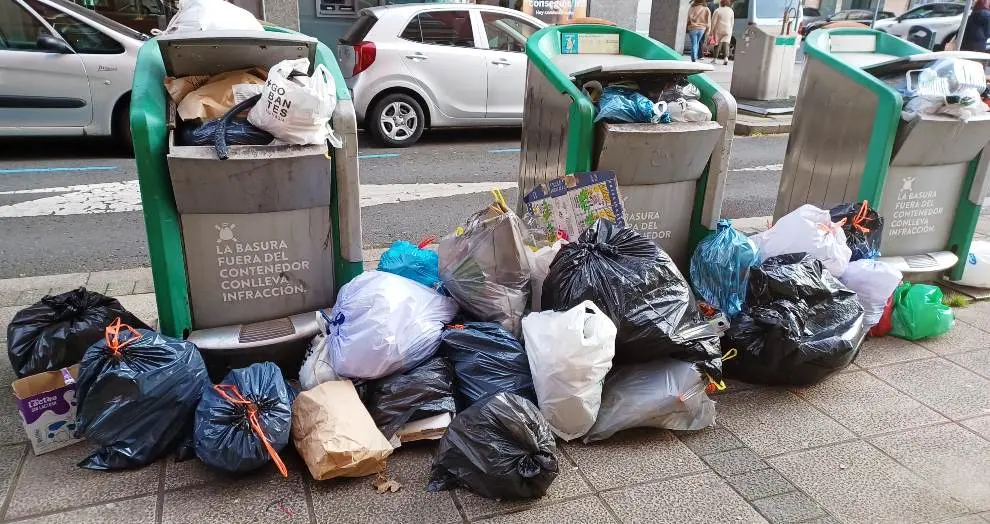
[417,235,438,249]
[850,200,872,234]
[212,384,288,478]
[104,317,143,358]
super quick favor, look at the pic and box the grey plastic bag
[439,197,533,337]
[583,358,715,443]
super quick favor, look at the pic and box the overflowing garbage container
[130,29,363,377]
[774,28,990,279]
[517,24,736,267]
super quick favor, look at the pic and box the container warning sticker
[214,222,310,303]
[887,176,944,238]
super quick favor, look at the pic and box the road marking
[358,153,401,160]
[489,147,521,153]
[0,166,118,175]
[731,163,783,172]
[0,180,519,218]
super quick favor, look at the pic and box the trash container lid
[571,60,714,84]
[864,50,990,76]
[157,30,318,77]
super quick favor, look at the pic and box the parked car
[800,9,895,36]
[339,4,546,147]
[72,0,167,34]
[0,0,146,145]
[872,2,966,49]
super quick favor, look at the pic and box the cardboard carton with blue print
[12,365,82,455]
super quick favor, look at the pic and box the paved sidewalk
[3,231,990,522]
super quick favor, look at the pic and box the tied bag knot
[212,383,288,478]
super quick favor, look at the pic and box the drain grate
[239,317,295,343]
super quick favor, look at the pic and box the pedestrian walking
[710,0,734,65]
[687,0,711,62]
[961,0,990,52]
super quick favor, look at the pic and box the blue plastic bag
[689,219,760,318]
[594,87,663,124]
[194,362,293,476]
[378,239,441,289]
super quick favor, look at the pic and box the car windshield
[46,0,149,39]
[754,0,797,19]
[901,5,938,19]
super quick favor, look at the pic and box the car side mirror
[37,35,73,54]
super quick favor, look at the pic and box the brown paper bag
[292,380,394,481]
[176,67,266,122]
[164,75,208,105]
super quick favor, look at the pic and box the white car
[873,2,966,49]
[338,4,546,147]
[0,0,147,145]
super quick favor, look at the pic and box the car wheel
[113,99,133,155]
[369,93,424,148]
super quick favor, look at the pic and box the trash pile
[893,57,990,121]
[585,78,713,124]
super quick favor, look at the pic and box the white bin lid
[571,59,714,83]
[157,30,318,77]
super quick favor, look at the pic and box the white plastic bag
[522,301,616,441]
[754,204,852,277]
[956,239,990,288]
[327,271,458,380]
[160,0,263,34]
[583,359,715,443]
[247,58,342,147]
[839,259,902,329]
[666,98,712,122]
[528,240,566,312]
[299,311,341,391]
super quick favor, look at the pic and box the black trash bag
[75,320,210,470]
[723,253,867,386]
[360,355,455,440]
[7,287,150,378]
[829,201,883,261]
[439,322,536,410]
[542,219,723,380]
[194,362,292,476]
[178,118,273,148]
[428,392,558,500]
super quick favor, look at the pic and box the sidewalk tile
[473,496,613,524]
[939,516,990,524]
[116,294,158,328]
[715,389,854,457]
[457,452,591,520]
[0,354,28,446]
[0,292,22,308]
[164,452,268,491]
[793,370,946,436]
[84,268,153,291]
[726,468,795,500]
[870,358,990,420]
[0,444,24,512]
[132,279,155,295]
[1,306,19,343]
[5,444,160,520]
[0,274,87,295]
[14,289,48,308]
[12,495,158,524]
[955,301,990,334]
[855,336,935,369]
[309,444,461,524]
[701,448,766,477]
[675,426,744,456]
[948,349,990,380]
[913,322,990,356]
[870,424,990,512]
[769,440,969,524]
[162,456,308,524]
[601,472,766,523]
[562,428,707,491]
[750,491,828,524]
[962,416,990,440]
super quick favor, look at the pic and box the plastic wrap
[840,259,902,328]
[360,355,455,440]
[594,86,664,124]
[829,201,884,261]
[543,219,724,380]
[689,219,760,318]
[427,392,558,500]
[439,322,536,410]
[753,204,852,278]
[956,239,990,288]
[247,58,342,146]
[377,239,441,289]
[890,282,955,340]
[723,254,866,386]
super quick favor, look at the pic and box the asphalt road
[0,130,786,278]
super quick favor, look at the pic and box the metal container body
[731,27,799,101]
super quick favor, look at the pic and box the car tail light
[353,41,376,76]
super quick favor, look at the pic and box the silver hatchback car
[339,4,545,147]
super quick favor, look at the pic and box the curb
[734,118,792,136]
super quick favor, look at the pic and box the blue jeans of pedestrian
[688,29,705,62]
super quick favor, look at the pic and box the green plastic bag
[890,282,954,340]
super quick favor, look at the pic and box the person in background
[710,0,734,65]
[961,0,990,52]
[687,0,711,62]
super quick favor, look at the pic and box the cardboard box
[12,365,81,455]
[524,171,626,244]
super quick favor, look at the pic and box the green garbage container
[774,28,990,279]
[517,24,737,267]
[130,28,363,377]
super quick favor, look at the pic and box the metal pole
[958,0,974,50]
[870,0,883,28]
